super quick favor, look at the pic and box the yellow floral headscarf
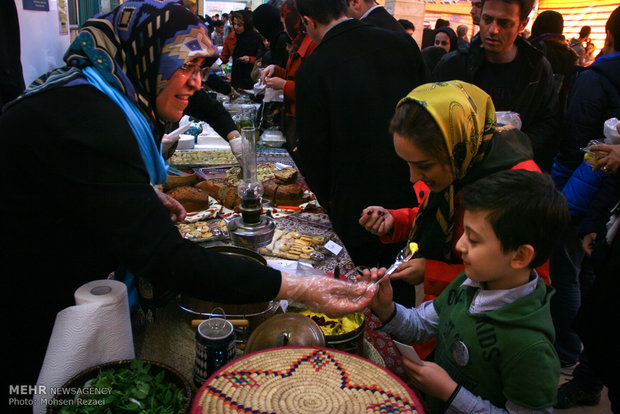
[397,81,502,261]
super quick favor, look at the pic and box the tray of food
[260,228,327,262]
[168,149,238,167]
[176,218,229,242]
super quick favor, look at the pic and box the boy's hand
[402,359,458,402]
[362,267,394,322]
[390,258,426,286]
[359,206,394,236]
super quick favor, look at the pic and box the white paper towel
[33,279,134,412]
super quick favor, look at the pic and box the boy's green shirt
[428,272,560,412]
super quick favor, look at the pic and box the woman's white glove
[277,273,376,318]
[229,136,244,164]
[161,132,180,156]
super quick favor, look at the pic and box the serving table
[133,146,414,395]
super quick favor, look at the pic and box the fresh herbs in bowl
[52,359,190,413]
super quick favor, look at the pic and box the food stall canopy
[537,0,616,54]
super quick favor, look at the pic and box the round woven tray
[192,347,422,414]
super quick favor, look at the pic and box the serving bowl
[47,359,192,413]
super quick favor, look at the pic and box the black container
[193,318,236,387]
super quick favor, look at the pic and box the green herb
[56,360,187,413]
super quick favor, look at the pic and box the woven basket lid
[192,346,423,414]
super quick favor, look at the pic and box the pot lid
[245,313,325,354]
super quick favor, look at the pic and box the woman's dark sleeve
[205,73,232,95]
[271,33,290,69]
[185,89,238,139]
[93,183,282,303]
[579,175,620,237]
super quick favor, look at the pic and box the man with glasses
[433,0,557,172]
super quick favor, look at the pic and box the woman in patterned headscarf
[360,81,544,329]
[259,0,318,155]
[1,0,374,390]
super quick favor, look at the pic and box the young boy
[211,20,225,47]
[371,170,570,413]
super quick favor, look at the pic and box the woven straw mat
[192,346,420,414]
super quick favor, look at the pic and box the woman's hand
[590,143,620,175]
[259,65,276,84]
[402,359,458,402]
[390,258,426,286]
[277,272,377,318]
[237,55,251,63]
[359,206,394,237]
[265,76,286,90]
[154,189,186,223]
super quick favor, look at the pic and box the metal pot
[245,313,326,354]
[177,245,278,342]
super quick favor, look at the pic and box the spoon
[351,242,419,302]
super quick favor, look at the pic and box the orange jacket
[219,32,257,65]
[272,34,318,117]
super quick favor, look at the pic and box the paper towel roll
[33,279,134,412]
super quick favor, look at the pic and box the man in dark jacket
[433,0,557,171]
[295,0,429,306]
[345,0,405,32]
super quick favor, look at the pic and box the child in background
[211,20,225,47]
[370,170,569,413]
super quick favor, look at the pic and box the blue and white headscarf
[13,0,217,184]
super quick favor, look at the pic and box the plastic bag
[603,117,620,144]
[496,111,522,130]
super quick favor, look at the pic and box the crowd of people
[1,0,619,412]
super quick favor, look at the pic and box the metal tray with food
[176,218,229,242]
[168,149,238,167]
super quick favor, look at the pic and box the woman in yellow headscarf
[360,81,545,319]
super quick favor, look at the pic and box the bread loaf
[195,179,241,210]
[262,180,310,206]
[166,186,211,212]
